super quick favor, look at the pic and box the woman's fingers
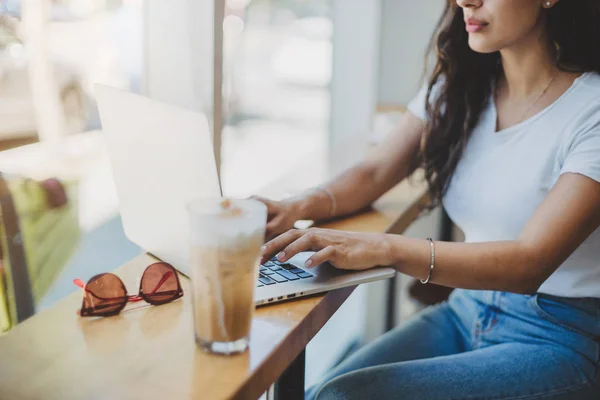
[265,214,284,240]
[278,232,320,263]
[305,246,338,269]
[261,229,303,263]
[249,195,278,217]
[249,195,270,203]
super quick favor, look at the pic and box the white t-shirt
[408,72,600,298]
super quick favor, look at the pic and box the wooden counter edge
[231,286,355,399]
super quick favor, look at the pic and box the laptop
[95,84,395,306]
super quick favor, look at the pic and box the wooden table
[0,139,429,400]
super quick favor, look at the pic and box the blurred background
[0,0,445,389]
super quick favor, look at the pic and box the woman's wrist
[281,193,316,222]
[381,233,402,268]
[385,235,436,281]
[283,189,332,222]
[383,234,415,274]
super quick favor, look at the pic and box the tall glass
[188,198,267,355]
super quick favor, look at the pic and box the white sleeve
[407,84,429,122]
[560,127,600,183]
[406,79,444,123]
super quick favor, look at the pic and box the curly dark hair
[417,0,600,209]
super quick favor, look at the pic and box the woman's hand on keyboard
[250,196,303,241]
[260,228,393,271]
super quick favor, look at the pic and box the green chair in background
[0,175,80,332]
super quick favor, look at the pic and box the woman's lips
[465,18,488,33]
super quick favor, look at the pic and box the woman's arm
[389,173,600,294]
[263,173,600,295]
[290,112,425,222]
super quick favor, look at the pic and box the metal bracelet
[420,237,435,284]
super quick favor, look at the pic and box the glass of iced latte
[188,198,266,355]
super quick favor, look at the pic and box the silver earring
[545,1,552,7]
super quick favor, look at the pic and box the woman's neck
[499,29,558,98]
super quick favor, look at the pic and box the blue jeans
[307,289,600,400]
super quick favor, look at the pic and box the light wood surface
[0,140,429,400]
[375,104,407,114]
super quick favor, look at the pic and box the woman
[258,0,600,399]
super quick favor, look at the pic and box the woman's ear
[542,0,560,9]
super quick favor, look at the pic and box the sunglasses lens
[140,262,182,305]
[81,273,127,316]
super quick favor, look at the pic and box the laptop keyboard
[256,258,314,287]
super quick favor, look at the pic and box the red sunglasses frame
[74,262,183,317]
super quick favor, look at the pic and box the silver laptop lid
[95,84,221,274]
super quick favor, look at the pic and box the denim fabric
[307,289,600,400]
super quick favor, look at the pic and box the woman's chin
[468,37,501,54]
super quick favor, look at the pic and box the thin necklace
[519,75,555,123]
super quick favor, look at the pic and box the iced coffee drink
[188,198,267,354]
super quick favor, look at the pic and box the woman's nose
[456,0,483,9]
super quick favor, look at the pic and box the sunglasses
[73,262,183,317]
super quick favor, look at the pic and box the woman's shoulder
[577,71,600,96]
[568,72,600,123]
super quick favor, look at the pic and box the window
[0,0,142,146]
[0,0,144,309]
[221,0,332,196]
